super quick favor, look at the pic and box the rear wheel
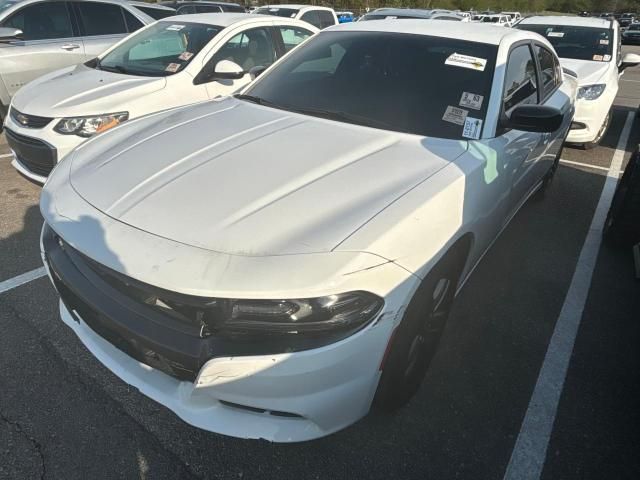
[374,247,466,411]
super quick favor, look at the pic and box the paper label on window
[459,92,484,110]
[592,54,603,61]
[178,51,194,61]
[445,53,487,72]
[165,63,181,72]
[462,117,483,140]
[547,31,564,37]
[442,106,468,125]
[600,39,610,45]
[603,54,611,61]
[166,24,185,31]
[385,15,398,19]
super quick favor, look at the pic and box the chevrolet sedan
[41,21,576,442]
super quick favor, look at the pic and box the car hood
[559,58,610,85]
[68,98,465,256]
[11,64,166,118]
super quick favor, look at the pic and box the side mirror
[0,27,23,42]
[619,52,640,72]
[502,104,564,133]
[213,60,245,80]
[249,65,267,80]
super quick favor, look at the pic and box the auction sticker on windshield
[442,106,468,125]
[462,117,483,139]
[459,92,483,110]
[166,24,185,31]
[445,53,487,71]
[547,31,564,37]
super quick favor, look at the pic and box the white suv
[0,0,162,124]
[517,16,640,147]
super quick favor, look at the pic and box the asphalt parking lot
[1,46,639,480]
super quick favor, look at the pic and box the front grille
[4,128,56,177]
[10,107,53,129]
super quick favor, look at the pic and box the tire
[582,110,611,150]
[374,246,466,411]
[603,147,640,246]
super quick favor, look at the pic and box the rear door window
[75,2,127,36]
[276,26,313,52]
[300,10,322,29]
[123,9,144,32]
[317,10,335,28]
[2,1,74,40]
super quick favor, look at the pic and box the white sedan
[41,22,575,442]
[4,13,316,183]
[517,16,640,147]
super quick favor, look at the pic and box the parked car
[619,12,635,28]
[0,0,158,125]
[481,14,511,26]
[604,144,640,246]
[622,22,640,43]
[471,14,485,22]
[41,21,575,442]
[160,0,245,14]
[517,16,640,148]
[253,4,337,29]
[129,1,176,19]
[501,11,521,23]
[5,13,317,183]
[359,8,466,21]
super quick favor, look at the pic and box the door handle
[61,43,80,51]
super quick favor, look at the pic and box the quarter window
[503,44,538,113]
[209,28,276,73]
[317,10,336,28]
[123,9,144,31]
[300,11,322,29]
[75,2,127,36]
[2,2,73,40]
[535,45,558,98]
[277,26,313,52]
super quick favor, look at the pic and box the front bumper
[4,113,83,183]
[41,221,410,442]
[567,95,613,144]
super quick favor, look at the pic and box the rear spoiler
[562,67,578,78]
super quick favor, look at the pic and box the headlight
[577,84,606,100]
[54,112,128,137]
[152,290,384,338]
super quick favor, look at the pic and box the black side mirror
[249,65,267,80]
[502,104,564,133]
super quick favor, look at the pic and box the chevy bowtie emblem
[16,113,28,125]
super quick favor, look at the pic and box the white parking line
[559,158,618,173]
[503,110,635,480]
[620,78,640,83]
[0,153,12,159]
[0,267,47,295]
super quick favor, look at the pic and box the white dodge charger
[41,22,576,442]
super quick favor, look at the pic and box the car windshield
[254,7,299,17]
[0,0,21,12]
[516,24,613,61]
[629,24,640,31]
[136,5,176,19]
[244,31,497,139]
[482,16,500,22]
[98,21,221,77]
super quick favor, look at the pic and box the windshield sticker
[442,106,469,125]
[166,24,185,31]
[603,54,612,61]
[445,53,487,72]
[600,39,610,45]
[165,63,181,72]
[592,54,604,61]
[547,31,565,37]
[178,51,194,61]
[385,15,398,19]
[459,92,484,110]
[462,117,483,140]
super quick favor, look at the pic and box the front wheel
[374,250,464,411]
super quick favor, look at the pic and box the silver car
[0,0,169,123]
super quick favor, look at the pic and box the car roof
[260,4,333,10]
[519,15,612,28]
[325,19,535,45]
[165,12,303,27]
[366,8,454,19]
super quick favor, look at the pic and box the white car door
[199,26,279,98]
[72,1,137,60]
[0,1,85,97]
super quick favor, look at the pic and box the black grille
[5,128,57,177]
[10,107,53,129]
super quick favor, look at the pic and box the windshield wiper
[282,106,396,130]
[98,64,129,75]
